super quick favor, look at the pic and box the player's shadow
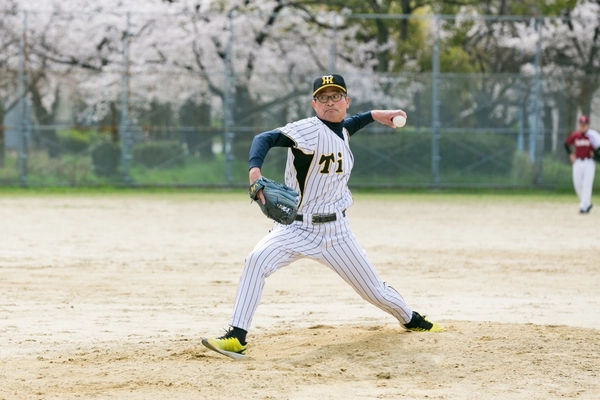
[249,324,442,369]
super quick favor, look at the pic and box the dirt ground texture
[0,192,599,400]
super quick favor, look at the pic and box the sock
[404,311,419,328]
[232,327,247,345]
[404,311,433,330]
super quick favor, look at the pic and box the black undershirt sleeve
[248,129,294,170]
[344,111,374,136]
[319,111,375,139]
[564,142,572,155]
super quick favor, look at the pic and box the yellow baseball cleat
[202,330,247,360]
[404,311,444,332]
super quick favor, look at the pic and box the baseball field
[1,190,598,399]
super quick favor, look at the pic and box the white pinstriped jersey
[228,114,416,333]
[278,116,354,215]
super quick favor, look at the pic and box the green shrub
[92,140,120,177]
[439,132,515,174]
[350,130,430,178]
[57,129,94,154]
[539,154,572,187]
[233,139,251,162]
[511,151,536,184]
[231,130,257,162]
[131,141,184,168]
[350,128,516,178]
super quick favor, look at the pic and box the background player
[202,74,443,360]
[564,115,600,214]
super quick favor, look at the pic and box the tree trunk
[30,85,60,159]
[180,99,214,160]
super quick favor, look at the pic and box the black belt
[295,210,346,224]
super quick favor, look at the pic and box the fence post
[17,11,28,187]
[533,17,544,184]
[329,13,337,73]
[527,17,544,184]
[518,74,524,153]
[223,10,235,185]
[431,15,441,186]
[120,12,132,184]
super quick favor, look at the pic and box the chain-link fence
[1,8,598,188]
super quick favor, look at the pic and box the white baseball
[392,115,406,128]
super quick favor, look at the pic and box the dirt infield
[1,192,599,399]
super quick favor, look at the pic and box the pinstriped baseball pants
[229,217,413,331]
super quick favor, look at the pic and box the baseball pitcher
[202,74,443,360]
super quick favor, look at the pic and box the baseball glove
[248,177,300,225]
[594,148,600,162]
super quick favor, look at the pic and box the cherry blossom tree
[0,1,25,164]
[456,1,600,157]
[542,2,600,123]
[3,0,599,152]
[3,1,362,127]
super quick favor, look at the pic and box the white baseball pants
[572,158,596,211]
[229,217,413,331]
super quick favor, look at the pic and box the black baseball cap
[312,74,347,96]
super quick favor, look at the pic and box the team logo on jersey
[319,152,344,174]
[575,138,591,147]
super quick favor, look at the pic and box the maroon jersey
[565,131,594,159]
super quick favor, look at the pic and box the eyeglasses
[314,93,346,103]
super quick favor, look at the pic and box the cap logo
[312,73,346,96]
[322,75,334,85]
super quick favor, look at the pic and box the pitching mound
[3,322,598,399]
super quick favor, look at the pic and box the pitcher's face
[312,89,350,123]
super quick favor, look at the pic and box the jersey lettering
[319,152,344,174]
[319,153,335,174]
[336,152,343,173]
[575,138,591,147]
